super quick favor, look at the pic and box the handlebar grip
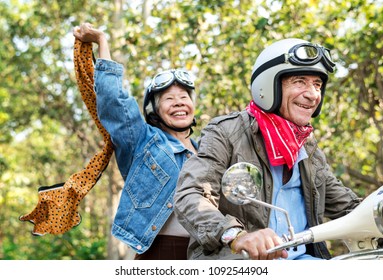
[239,230,314,258]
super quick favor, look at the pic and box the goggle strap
[251,49,335,85]
[158,116,196,135]
[251,54,286,84]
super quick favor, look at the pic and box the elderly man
[174,38,360,260]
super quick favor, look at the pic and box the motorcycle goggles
[251,43,335,85]
[289,43,335,71]
[147,69,195,94]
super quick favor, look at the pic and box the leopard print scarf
[19,39,114,235]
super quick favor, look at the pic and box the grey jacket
[174,110,360,260]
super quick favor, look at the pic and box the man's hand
[231,228,288,260]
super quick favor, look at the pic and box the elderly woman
[73,22,198,260]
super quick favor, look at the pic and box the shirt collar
[297,146,308,163]
[164,131,197,154]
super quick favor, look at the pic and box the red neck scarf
[246,101,313,170]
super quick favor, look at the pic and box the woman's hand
[73,22,111,60]
[73,22,105,44]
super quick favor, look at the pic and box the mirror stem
[241,193,295,241]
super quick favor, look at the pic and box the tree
[1,0,381,259]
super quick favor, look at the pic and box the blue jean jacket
[94,59,197,254]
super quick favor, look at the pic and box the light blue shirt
[269,147,321,260]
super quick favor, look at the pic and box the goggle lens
[175,71,194,86]
[152,72,174,89]
[295,45,319,61]
[149,69,194,93]
[289,43,335,72]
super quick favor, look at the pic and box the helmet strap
[159,117,196,138]
[147,113,196,138]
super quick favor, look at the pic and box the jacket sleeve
[174,119,244,252]
[94,59,146,178]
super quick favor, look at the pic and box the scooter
[221,162,383,260]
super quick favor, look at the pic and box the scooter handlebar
[240,230,314,259]
[267,230,314,254]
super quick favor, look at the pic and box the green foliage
[1,0,382,260]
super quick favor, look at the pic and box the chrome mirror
[221,162,263,205]
[222,162,295,241]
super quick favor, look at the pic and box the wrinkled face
[157,84,195,130]
[280,75,323,126]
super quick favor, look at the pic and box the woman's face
[157,84,195,130]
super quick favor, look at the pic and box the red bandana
[246,101,313,170]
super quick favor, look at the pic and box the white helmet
[250,38,335,117]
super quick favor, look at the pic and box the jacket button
[151,164,156,170]
[152,225,157,231]
[186,153,191,158]
[136,245,142,250]
[167,202,173,208]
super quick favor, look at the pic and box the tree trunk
[106,156,135,259]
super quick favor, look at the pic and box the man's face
[280,75,323,126]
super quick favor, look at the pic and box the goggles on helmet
[147,69,195,94]
[288,43,335,70]
[251,43,335,85]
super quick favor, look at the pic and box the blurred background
[1,0,382,260]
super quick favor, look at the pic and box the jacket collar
[248,113,270,167]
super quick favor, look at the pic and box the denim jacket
[94,59,197,254]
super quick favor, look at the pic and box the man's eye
[294,79,305,85]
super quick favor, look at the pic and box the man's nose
[303,86,321,99]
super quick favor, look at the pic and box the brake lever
[267,230,314,254]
